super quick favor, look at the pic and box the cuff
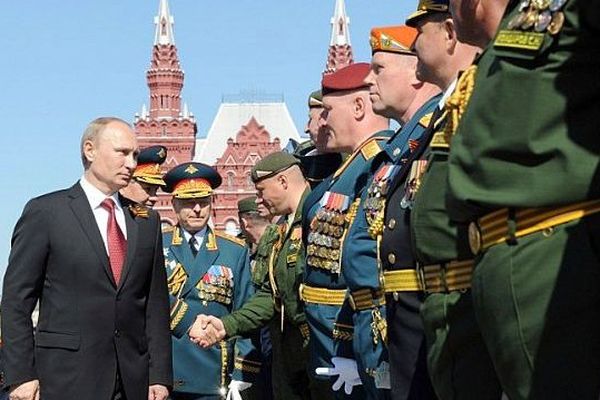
[170,298,194,338]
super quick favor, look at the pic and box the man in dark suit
[1,117,172,400]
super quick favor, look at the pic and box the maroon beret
[321,62,371,96]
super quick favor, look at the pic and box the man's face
[121,179,159,208]
[365,52,418,119]
[413,17,449,85]
[305,107,327,153]
[255,175,287,216]
[173,197,212,233]
[239,215,263,244]
[255,198,273,219]
[86,121,138,193]
[319,94,353,152]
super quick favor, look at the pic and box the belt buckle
[468,221,483,256]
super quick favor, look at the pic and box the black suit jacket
[1,182,172,400]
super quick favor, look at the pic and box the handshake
[188,314,227,348]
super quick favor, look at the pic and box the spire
[324,0,354,74]
[154,0,175,46]
[330,0,351,46]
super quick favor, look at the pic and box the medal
[547,11,564,34]
[535,10,552,31]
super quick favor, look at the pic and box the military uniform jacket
[300,131,392,371]
[165,226,259,395]
[222,188,310,336]
[341,95,441,292]
[251,224,280,289]
[447,0,600,222]
[411,83,474,265]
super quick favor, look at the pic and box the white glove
[226,380,252,400]
[315,357,363,395]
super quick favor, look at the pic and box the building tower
[324,0,354,74]
[134,0,197,225]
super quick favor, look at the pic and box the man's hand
[315,357,362,395]
[188,314,226,348]
[9,379,39,400]
[148,384,169,400]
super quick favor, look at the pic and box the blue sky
[0,1,415,280]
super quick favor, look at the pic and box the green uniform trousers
[421,291,501,400]
[471,215,600,399]
[269,318,334,400]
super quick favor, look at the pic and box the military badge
[365,165,400,238]
[400,160,428,209]
[197,265,234,306]
[496,0,568,52]
[306,191,350,274]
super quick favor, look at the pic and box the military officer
[337,25,441,399]
[189,153,332,400]
[404,1,503,398]
[299,62,392,399]
[163,162,259,400]
[120,144,167,208]
[446,0,600,398]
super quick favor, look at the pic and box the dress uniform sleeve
[145,213,173,385]
[230,248,262,382]
[167,264,194,339]
[1,199,48,386]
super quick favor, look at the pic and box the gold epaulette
[215,231,246,247]
[418,112,434,128]
[360,138,383,160]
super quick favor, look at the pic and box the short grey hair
[80,116,131,168]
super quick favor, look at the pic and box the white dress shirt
[438,77,458,110]
[182,227,207,253]
[79,175,128,253]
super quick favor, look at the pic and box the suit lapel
[180,228,219,298]
[117,204,138,292]
[68,182,114,286]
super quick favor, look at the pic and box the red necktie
[101,198,127,284]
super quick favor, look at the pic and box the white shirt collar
[79,175,122,211]
[181,226,208,248]
[438,77,459,110]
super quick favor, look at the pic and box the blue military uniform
[163,162,260,399]
[300,130,392,399]
[339,95,440,399]
[166,226,259,398]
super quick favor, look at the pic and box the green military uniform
[446,1,600,399]
[221,153,331,400]
[404,3,502,399]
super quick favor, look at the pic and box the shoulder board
[419,112,434,128]
[360,139,382,160]
[215,231,246,247]
[162,225,174,233]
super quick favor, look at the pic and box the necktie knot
[101,198,116,212]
